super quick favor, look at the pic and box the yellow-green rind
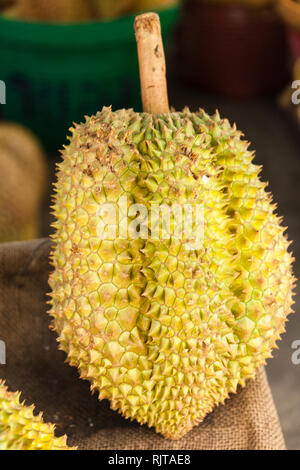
[49,107,295,440]
[0,381,74,450]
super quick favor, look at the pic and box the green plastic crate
[0,7,179,151]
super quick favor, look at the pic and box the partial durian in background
[277,0,300,31]
[134,0,178,12]
[4,0,93,22]
[90,0,135,19]
[0,123,48,243]
[0,381,74,450]
[2,0,179,22]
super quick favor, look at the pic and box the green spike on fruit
[0,381,74,450]
[49,13,295,440]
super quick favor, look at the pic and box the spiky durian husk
[0,123,47,243]
[0,123,47,194]
[0,148,39,242]
[10,0,92,23]
[0,381,74,450]
[277,0,300,30]
[91,0,135,19]
[134,0,178,12]
[49,107,295,440]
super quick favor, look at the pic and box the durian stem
[135,12,170,114]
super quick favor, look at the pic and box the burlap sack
[0,239,286,450]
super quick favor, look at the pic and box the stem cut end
[135,13,170,114]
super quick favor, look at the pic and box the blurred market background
[0,0,299,449]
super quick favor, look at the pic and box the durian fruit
[134,0,178,12]
[7,0,93,23]
[0,381,74,450]
[0,123,47,242]
[91,0,134,20]
[49,13,295,440]
[277,0,300,30]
